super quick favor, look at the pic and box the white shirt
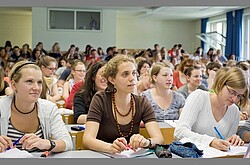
[174,89,240,147]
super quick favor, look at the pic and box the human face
[13,68,43,103]
[221,85,246,106]
[42,62,56,77]
[110,62,137,94]
[140,63,150,75]
[187,69,202,87]
[72,64,86,81]
[60,60,66,67]
[153,67,173,89]
[94,66,107,91]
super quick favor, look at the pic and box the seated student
[37,56,61,103]
[0,66,12,96]
[65,80,83,109]
[238,114,250,143]
[174,67,248,151]
[73,61,107,124]
[62,60,86,100]
[0,61,72,152]
[141,62,185,121]
[202,62,222,89]
[82,55,164,154]
[177,66,208,99]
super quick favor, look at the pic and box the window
[207,20,227,54]
[242,14,250,61]
[48,8,102,31]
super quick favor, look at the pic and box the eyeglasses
[46,67,56,71]
[74,69,86,73]
[225,85,245,100]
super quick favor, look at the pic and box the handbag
[169,141,203,158]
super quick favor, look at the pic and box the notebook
[102,148,154,158]
[243,143,250,158]
[0,148,36,158]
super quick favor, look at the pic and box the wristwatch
[48,140,56,151]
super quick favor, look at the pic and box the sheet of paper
[0,148,36,158]
[180,138,248,158]
[103,148,153,158]
[164,120,178,127]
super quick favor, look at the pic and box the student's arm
[144,121,164,147]
[48,83,61,103]
[5,87,13,96]
[83,121,126,154]
[62,81,69,100]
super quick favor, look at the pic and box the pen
[213,127,231,150]
[7,135,24,150]
[118,139,136,152]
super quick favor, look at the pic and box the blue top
[141,89,185,121]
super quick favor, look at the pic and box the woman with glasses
[62,60,86,100]
[37,56,61,103]
[174,67,249,151]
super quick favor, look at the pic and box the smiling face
[187,69,202,87]
[109,61,137,94]
[12,68,43,103]
[94,66,108,91]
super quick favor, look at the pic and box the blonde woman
[141,62,185,121]
[62,60,86,100]
[0,61,72,152]
[175,67,248,151]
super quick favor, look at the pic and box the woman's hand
[20,134,51,151]
[129,134,149,150]
[226,134,244,146]
[109,137,128,154]
[210,138,231,151]
[240,111,248,120]
[0,136,13,152]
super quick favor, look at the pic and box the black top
[73,91,89,123]
[0,81,9,96]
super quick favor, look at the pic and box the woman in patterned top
[141,62,185,121]
[0,61,72,153]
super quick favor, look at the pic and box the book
[102,148,154,158]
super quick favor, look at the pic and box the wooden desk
[139,122,175,144]
[61,114,75,124]
[66,122,175,150]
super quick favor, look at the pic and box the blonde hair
[149,62,172,84]
[0,67,4,92]
[9,61,41,83]
[212,67,249,109]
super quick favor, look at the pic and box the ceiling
[0,6,245,20]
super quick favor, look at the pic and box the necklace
[13,97,36,115]
[112,93,135,138]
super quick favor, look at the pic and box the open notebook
[102,148,154,158]
[0,148,36,158]
[180,138,248,158]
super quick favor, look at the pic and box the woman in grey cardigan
[0,61,72,153]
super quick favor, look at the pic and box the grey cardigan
[0,96,73,151]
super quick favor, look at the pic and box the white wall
[0,13,32,48]
[32,7,116,51]
[116,15,199,53]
